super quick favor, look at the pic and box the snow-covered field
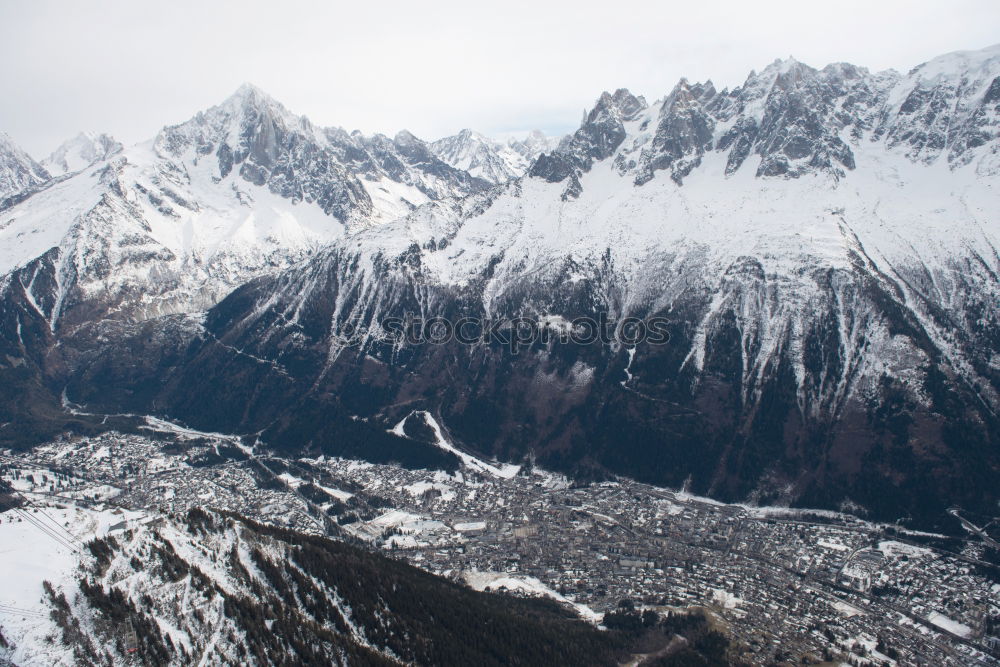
[463,570,601,623]
[0,505,144,666]
[927,611,973,638]
[391,411,521,479]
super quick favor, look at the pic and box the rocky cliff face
[530,88,648,197]
[533,46,1000,191]
[156,84,489,228]
[4,48,1000,529]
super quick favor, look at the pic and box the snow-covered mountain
[430,129,559,183]
[0,84,489,327]
[4,47,1000,528]
[0,133,50,204]
[531,45,1000,192]
[507,129,562,164]
[41,132,122,177]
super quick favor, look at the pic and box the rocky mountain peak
[152,86,377,223]
[511,129,553,149]
[0,85,497,332]
[878,44,1000,171]
[455,127,481,140]
[156,83,299,160]
[530,89,648,196]
[42,131,122,177]
[633,79,717,185]
[0,132,50,204]
[903,43,1000,83]
[430,128,534,184]
[393,129,422,147]
[766,55,805,74]
[587,88,647,124]
[507,130,561,165]
[222,82,287,116]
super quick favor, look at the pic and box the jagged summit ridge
[155,83,488,225]
[880,44,1000,170]
[529,45,1000,195]
[529,87,648,197]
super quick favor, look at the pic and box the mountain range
[430,128,560,183]
[2,45,999,530]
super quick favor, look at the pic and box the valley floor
[1,427,998,666]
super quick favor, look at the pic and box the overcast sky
[2,0,998,158]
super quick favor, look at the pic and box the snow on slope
[206,47,1000,489]
[1,502,608,666]
[882,44,1000,172]
[430,129,532,183]
[0,84,489,326]
[0,145,345,323]
[506,129,562,163]
[391,411,521,479]
[0,505,144,666]
[1,49,998,520]
[0,133,49,202]
[330,64,1000,413]
[0,157,106,279]
[354,137,997,300]
[41,132,122,177]
[463,570,601,622]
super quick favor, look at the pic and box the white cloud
[2,0,998,157]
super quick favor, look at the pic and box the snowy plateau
[0,44,999,666]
